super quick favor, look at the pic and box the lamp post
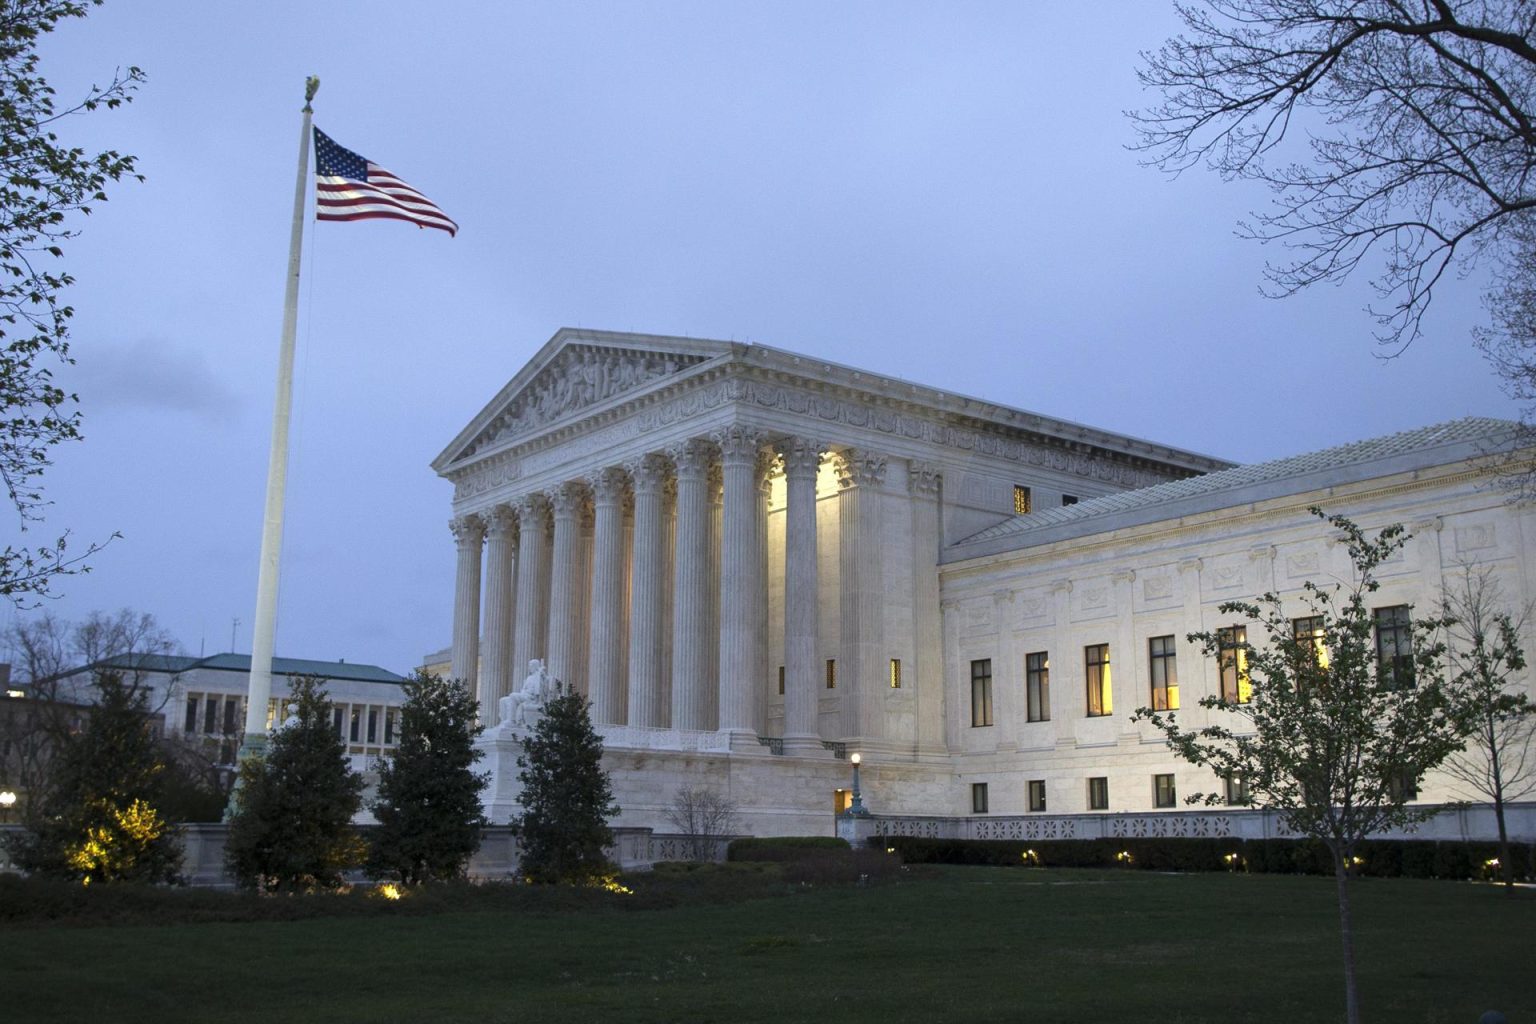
[0,790,16,824]
[845,752,870,818]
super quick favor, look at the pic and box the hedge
[873,835,1533,881]
[727,836,851,862]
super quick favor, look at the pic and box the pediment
[437,329,729,469]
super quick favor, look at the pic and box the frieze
[455,372,1189,494]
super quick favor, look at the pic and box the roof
[78,653,406,686]
[948,417,1522,560]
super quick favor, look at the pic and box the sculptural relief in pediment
[463,346,710,458]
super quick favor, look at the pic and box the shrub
[727,836,850,862]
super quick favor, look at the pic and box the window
[349,707,361,743]
[1149,635,1179,711]
[777,666,785,695]
[1061,494,1079,506]
[203,696,219,734]
[367,707,379,744]
[385,709,398,745]
[1154,773,1177,809]
[1374,605,1414,688]
[826,658,837,689]
[1085,644,1112,717]
[1223,773,1250,806]
[1292,615,1329,668]
[222,697,240,735]
[971,782,989,813]
[1026,651,1050,722]
[1218,626,1251,703]
[332,706,345,737]
[970,659,994,727]
[1389,769,1419,802]
[1013,485,1032,515]
[889,658,902,689]
[184,696,198,734]
[1027,780,1047,812]
[1087,776,1109,810]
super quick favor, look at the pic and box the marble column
[511,493,551,684]
[756,451,775,734]
[587,468,629,725]
[480,506,518,725]
[626,455,669,728]
[716,427,765,742]
[705,460,723,729]
[781,437,824,753]
[838,449,887,740]
[547,482,589,693]
[670,439,714,731]
[449,514,484,690]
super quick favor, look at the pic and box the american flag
[313,127,458,237]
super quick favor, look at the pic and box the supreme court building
[434,328,1536,838]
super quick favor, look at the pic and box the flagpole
[236,76,320,769]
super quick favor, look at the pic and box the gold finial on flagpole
[304,75,320,112]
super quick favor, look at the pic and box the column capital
[515,491,550,519]
[779,437,824,478]
[625,453,671,494]
[756,450,779,492]
[835,448,888,491]
[908,461,942,497]
[587,466,629,506]
[713,426,766,464]
[550,481,590,519]
[484,504,518,541]
[666,438,715,482]
[449,514,484,546]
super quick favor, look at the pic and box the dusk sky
[5,1,1519,675]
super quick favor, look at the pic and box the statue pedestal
[475,715,542,824]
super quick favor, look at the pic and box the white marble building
[437,328,1535,837]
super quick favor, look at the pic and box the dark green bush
[727,836,850,862]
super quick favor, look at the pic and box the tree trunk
[1333,851,1361,1024]
[1493,790,1514,893]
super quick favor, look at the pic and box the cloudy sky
[4,1,1518,675]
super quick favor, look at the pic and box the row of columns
[449,431,907,749]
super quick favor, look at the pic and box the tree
[369,671,488,885]
[664,785,743,862]
[0,1,142,603]
[0,609,178,814]
[1133,511,1470,1024]
[1439,564,1535,891]
[1132,2,1536,357]
[224,676,363,892]
[5,669,181,884]
[513,684,619,884]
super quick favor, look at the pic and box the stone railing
[596,725,732,752]
[869,802,1536,845]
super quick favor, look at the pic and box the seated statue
[499,658,551,728]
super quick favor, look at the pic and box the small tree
[514,683,619,884]
[369,671,488,884]
[1440,565,1535,891]
[5,669,181,884]
[665,786,743,862]
[1134,510,1469,1024]
[224,676,363,892]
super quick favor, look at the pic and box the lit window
[1292,615,1330,669]
[889,658,902,689]
[1085,644,1112,717]
[971,782,989,814]
[1154,773,1177,809]
[1149,635,1179,711]
[1013,485,1032,515]
[1223,773,1250,806]
[826,659,837,690]
[1026,651,1050,722]
[1218,626,1250,703]
[1374,606,1415,689]
[1087,776,1109,811]
[970,659,993,727]
[1027,780,1047,813]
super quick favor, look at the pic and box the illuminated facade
[437,329,1535,839]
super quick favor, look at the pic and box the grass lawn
[2,866,1529,1023]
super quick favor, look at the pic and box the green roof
[80,653,405,686]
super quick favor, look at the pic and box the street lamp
[0,790,16,823]
[844,752,870,818]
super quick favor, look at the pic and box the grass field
[2,866,1530,1024]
